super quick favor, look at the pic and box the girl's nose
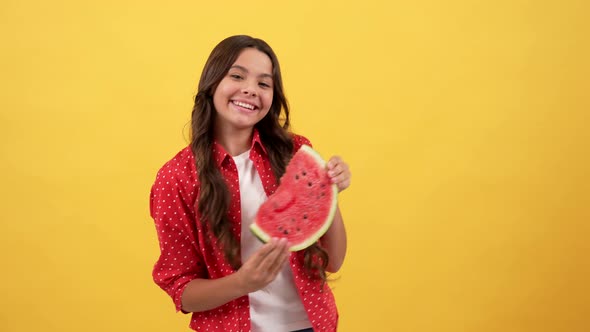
[242,89,256,96]
[241,82,257,96]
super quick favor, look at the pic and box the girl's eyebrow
[230,65,273,79]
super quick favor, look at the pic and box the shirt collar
[212,129,268,167]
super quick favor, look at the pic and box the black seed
[302,171,307,176]
[278,226,283,230]
[303,214,307,219]
[295,175,299,180]
[283,230,289,235]
[308,182,312,187]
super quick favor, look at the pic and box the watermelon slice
[250,145,338,251]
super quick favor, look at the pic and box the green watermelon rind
[250,145,339,251]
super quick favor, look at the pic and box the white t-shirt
[233,150,312,332]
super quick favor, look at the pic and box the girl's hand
[327,156,351,192]
[235,238,290,293]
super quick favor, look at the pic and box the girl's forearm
[181,273,246,312]
[322,205,347,272]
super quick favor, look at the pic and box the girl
[149,35,351,332]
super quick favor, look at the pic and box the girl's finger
[248,238,277,266]
[329,161,349,177]
[269,248,290,277]
[258,239,287,272]
[332,172,351,191]
[328,164,343,177]
[331,169,351,183]
[327,156,342,170]
[338,179,351,191]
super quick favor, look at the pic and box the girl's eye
[230,74,243,80]
[259,82,271,88]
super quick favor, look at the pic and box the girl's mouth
[232,100,258,111]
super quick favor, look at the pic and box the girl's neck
[214,127,253,157]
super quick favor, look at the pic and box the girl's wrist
[230,269,249,295]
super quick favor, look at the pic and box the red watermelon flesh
[251,145,338,251]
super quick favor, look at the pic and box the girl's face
[213,48,274,135]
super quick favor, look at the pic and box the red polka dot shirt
[149,130,339,331]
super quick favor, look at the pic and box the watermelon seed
[295,175,299,180]
[303,214,308,219]
[302,171,307,176]
[308,182,312,187]
[283,230,289,235]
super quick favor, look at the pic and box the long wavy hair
[191,35,328,282]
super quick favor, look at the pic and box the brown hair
[190,35,328,281]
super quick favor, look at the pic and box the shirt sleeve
[292,134,312,151]
[150,165,206,313]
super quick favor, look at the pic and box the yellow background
[1,0,588,331]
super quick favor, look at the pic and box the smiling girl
[149,35,351,332]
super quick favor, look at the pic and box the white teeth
[233,101,255,110]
